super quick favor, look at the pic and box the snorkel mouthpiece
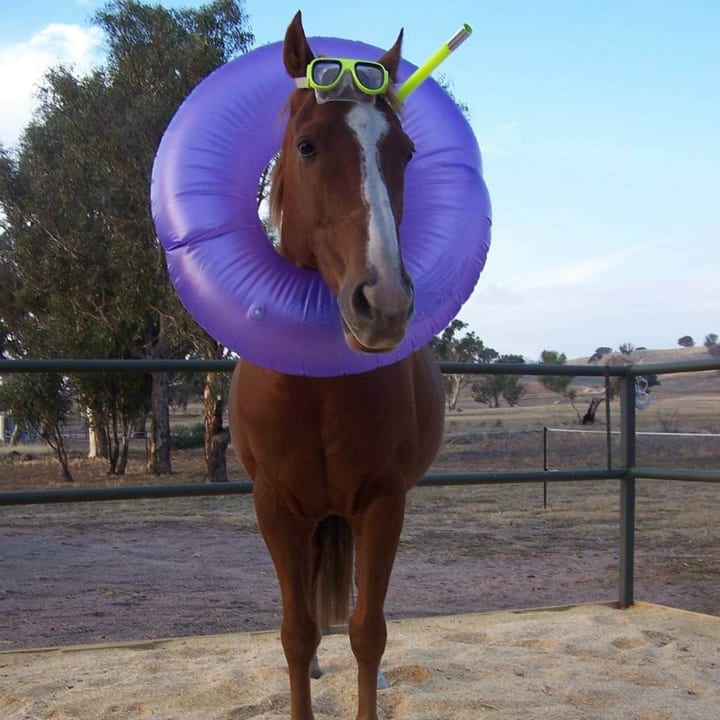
[396,23,472,102]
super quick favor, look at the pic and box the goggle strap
[294,77,309,89]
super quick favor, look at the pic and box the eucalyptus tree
[539,349,582,422]
[430,319,499,410]
[90,0,254,474]
[0,373,74,482]
[0,1,254,477]
[470,354,526,408]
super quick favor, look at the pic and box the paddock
[2,602,718,720]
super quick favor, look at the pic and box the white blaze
[345,104,401,280]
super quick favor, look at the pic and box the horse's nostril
[351,283,373,321]
[405,286,415,320]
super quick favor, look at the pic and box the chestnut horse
[229,13,445,720]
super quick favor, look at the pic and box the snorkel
[397,24,473,102]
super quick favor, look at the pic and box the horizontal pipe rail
[623,358,720,376]
[0,469,625,506]
[0,482,252,506]
[631,466,720,483]
[0,359,237,373]
[2,357,718,376]
[421,469,623,486]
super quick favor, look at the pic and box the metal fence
[1,356,719,610]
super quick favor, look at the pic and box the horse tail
[314,514,353,626]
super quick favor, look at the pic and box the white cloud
[0,24,104,148]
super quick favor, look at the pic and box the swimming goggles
[294,58,390,103]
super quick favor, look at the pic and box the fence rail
[1,356,719,611]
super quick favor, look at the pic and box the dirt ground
[1,360,718,650]
[1,430,718,651]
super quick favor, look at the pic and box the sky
[1,0,718,361]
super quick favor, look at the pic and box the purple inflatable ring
[151,37,491,377]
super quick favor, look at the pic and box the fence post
[604,372,612,470]
[618,372,637,608]
[542,426,548,508]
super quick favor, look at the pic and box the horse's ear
[283,11,315,78]
[378,29,404,83]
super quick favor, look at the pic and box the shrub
[171,423,205,449]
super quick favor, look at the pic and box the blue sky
[1,0,718,360]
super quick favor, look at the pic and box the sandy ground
[1,602,718,720]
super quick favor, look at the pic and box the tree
[437,75,470,119]
[704,333,720,357]
[73,369,152,475]
[470,354,526,408]
[0,1,254,477]
[0,373,74,481]
[592,350,661,401]
[429,320,498,410]
[92,0,253,474]
[619,343,635,356]
[677,335,695,348]
[539,349,582,422]
[588,346,613,363]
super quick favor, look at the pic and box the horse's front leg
[254,485,319,720]
[349,489,406,720]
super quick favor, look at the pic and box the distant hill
[568,346,712,366]
[565,346,720,398]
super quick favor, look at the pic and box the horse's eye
[297,140,316,158]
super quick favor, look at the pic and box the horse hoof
[377,668,388,690]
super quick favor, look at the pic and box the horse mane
[268,151,286,232]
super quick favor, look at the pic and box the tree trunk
[86,407,109,459]
[568,395,583,424]
[41,423,73,483]
[116,416,132,475]
[448,375,462,411]
[148,371,172,474]
[107,405,120,474]
[204,372,230,482]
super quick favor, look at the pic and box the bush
[171,423,205,449]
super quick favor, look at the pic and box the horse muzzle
[339,274,415,353]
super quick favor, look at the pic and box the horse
[228,12,445,720]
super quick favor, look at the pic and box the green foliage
[0,1,254,474]
[588,346,613,362]
[539,349,582,421]
[704,333,720,357]
[430,319,498,364]
[0,373,74,480]
[677,335,695,348]
[172,422,205,449]
[436,74,470,120]
[470,354,526,408]
[430,320,498,410]
[539,350,572,395]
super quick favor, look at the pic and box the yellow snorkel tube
[396,24,473,103]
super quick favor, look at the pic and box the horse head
[271,12,415,354]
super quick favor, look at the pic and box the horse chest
[230,361,423,510]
